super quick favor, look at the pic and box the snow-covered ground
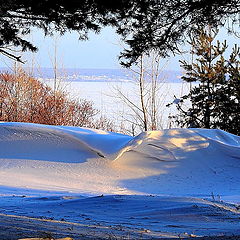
[0,122,240,239]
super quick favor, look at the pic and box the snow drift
[0,122,239,199]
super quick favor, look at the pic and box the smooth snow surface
[0,122,239,198]
[0,122,240,238]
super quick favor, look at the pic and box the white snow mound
[0,122,239,199]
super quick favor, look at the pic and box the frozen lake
[44,80,192,131]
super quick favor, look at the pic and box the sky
[30,27,123,69]
[0,27,126,70]
[0,26,239,70]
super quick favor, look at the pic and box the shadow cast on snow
[116,128,240,197]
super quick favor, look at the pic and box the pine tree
[168,28,240,136]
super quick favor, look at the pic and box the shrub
[0,69,114,131]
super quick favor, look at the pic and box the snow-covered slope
[0,122,240,199]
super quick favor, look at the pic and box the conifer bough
[0,0,240,66]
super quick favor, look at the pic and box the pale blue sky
[31,27,123,69]
[0,26,239,70]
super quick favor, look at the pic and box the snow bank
[0,122,239,200]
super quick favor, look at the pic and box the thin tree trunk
[139,55,148,131]
[151,56,159,130]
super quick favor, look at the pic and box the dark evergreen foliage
[168,28,240,136]
[0,0,240,65]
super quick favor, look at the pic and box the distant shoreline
[0,67,183,83]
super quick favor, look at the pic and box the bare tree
[114,51,169,135]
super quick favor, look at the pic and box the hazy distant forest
[0,0,240,135]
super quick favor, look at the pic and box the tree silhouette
[0,0,240,65]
